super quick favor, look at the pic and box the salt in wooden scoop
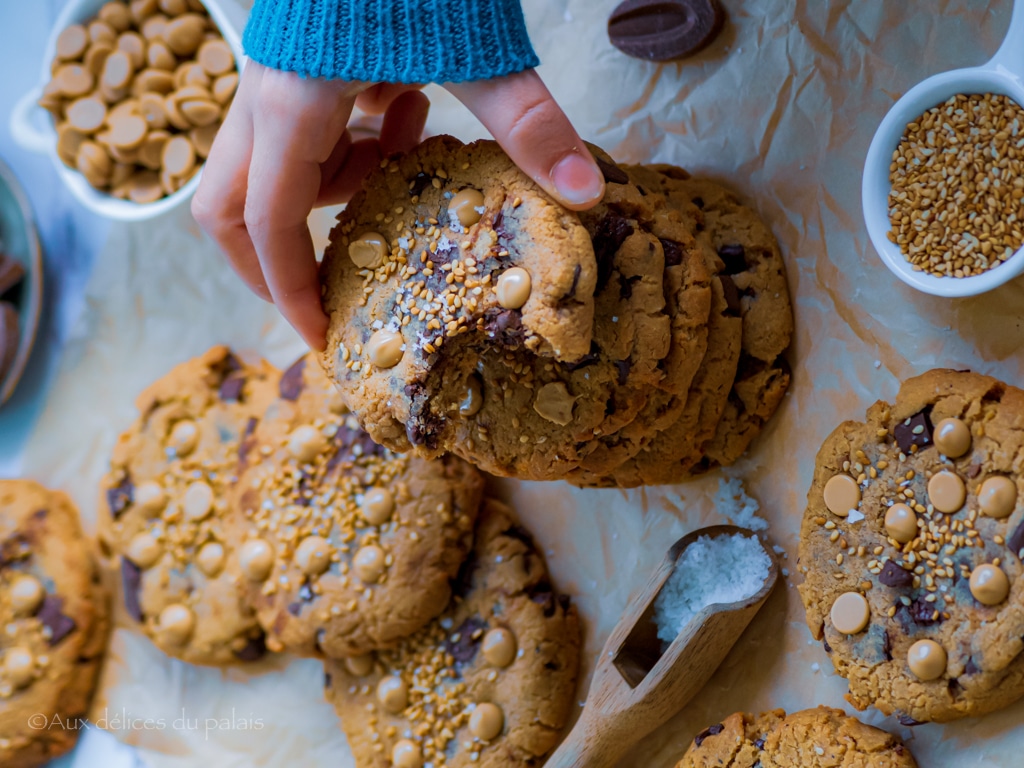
[546,525,778,768]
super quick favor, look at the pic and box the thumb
[445,70,605,211]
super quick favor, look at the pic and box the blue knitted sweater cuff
[243,0,540,84]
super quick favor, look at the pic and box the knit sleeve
[242,0,540,84]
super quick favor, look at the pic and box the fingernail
[551,152,605,207]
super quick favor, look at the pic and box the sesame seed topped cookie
[233,354,484,658]
[799,370,1024,723]
[323,498,581,768]
[319,135,597,455]
[676,707,917,768]
[0,479,108,768]
[99,346,279,666]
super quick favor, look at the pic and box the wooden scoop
[546,525,779,768]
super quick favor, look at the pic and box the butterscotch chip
[37,80,65,119]
[212,72,237,104]
[127,171,163,203]
[157,604,195,645]
[54,64,94,98]
[469,702,503,741]
[180,98,219,126]
[978,475,1016,519]
[928,470,965,513]
[448,187,485,227]
[146,39,176,70]
[56,24,88,60]
[159,0,189,15]
[907,639,946,681]
[87,20,117,46]
[108,97,139,121]
[107,113,148,149]
[165,13,206,56]
[99,1,133,32]
[162,93,190,130]
[365,329,404,368]
[933,417,971,458]
[162,135,195,177]
[110,162,134,187]
[66,96,107,133]
[133,68,175,95]
[822,473,859,517]
[494,266,531,309]
[969,564,1009,605]
[138,128,170,168]
[130,0,159,24]
[197,39,233,76]
[189,123,218,158]
[102,49,134,89]
[117,31,147,69]
[175,61,210,88]
[139,92,168,129]
[99,80,129,104]
[884,502,917,543]
[56,123,87,166]
[160,168,183,194]
[829,591,870,635]
[481,628,516,668]
[533,381,575,426]
[8,575,45,616]
[140,13,169,41]
[107,142,140,165]
[84,41,115,77]
[77,141,112,187]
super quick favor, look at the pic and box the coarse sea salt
[653,533,772,646]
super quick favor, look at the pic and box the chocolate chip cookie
[324,498,581,768]
[320,135,597,454]
[438,155,708,480]
[0,480,108,768]
[574,165,795,486]
[234,354,484,658]
[799,370,1024,722]
[99,346,278,666]
[677,707,917,767]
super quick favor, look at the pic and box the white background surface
[5,1,1024,767]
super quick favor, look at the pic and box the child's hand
[192,63,604,350]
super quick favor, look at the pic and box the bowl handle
[9,88,53,155]
[990,0,1024,71]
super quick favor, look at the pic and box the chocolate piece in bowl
[609,0,725,62]
[0,252,25,297]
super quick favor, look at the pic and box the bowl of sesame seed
[862,3,1024,297]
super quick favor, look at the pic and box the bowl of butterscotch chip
[9,0,245,220]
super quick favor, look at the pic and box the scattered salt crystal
[653,533,772,645]
[473,205,486,214]
[874,360,882,368]
[811,662,820,672]
[447,210,465,233]
[398,236,410,249]
[847,509,865,524]
[714,477,768,531]
[781,568,789,577]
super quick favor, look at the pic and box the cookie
[320,135,597,454]
[0,480,109,768]
[676,707,917,767]
[324,498,581,768]
[438,153,707,480]
[657,174,792,472]
[99,346,279,666]
[799,370,1024,723]
[234,354,484,658]
[573,168,793,486]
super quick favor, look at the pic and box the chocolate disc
[608,0,724,62]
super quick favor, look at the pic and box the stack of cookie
[99,346,582,767]
[318,136,793,486]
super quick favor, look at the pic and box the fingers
[380,89,430,156]
[446,70,604,210]
[245,66,361,350]
[317,90,429,205]
[355,83,425,115]
[192,67,270,302]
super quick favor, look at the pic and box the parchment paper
[19,1,1024,766]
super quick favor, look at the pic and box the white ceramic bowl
[9,0,247,221]
[862,2,1024,297]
